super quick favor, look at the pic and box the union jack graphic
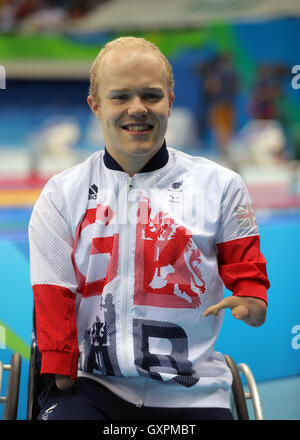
[236,204,257,228]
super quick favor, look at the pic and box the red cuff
[232,278,268,305]
[41,350,79,380]
[217,235,270,304]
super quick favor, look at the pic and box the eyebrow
[107,88,165,97]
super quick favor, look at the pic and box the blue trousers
[37,377,233,420]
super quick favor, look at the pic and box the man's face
[88,47,174,162]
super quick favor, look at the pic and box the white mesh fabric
[29,177,77,290]
[215,171,259,244]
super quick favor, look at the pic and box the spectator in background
[0,0,37,31]
[207,54,239,156]
[67,0,109,20]
[248,62,293,162]
[194,56,218,144]
[250,64,281,120]
[195,54,239,156]
[0,0,107,31]
[250,62,291,121]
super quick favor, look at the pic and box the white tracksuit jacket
[29,145,269,409]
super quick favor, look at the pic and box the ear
[87,95,101,120]
[168,93,175,117]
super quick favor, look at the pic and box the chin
[127,141,161,156]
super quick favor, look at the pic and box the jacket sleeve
[29,177,79,380]
[215,173,270,304]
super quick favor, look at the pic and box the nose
[127,96,147,117]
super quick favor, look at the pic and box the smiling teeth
[126,125,151,131]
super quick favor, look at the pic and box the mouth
[121,123,154,134]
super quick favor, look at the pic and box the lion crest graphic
[134,196,206,308]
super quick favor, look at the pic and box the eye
[112,94,129,102]
[143,93,162,102]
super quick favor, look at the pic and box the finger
[203,304,221,317]
[203,301,227,317]
[203,297,236,317]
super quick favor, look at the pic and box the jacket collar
[103,140,168,173]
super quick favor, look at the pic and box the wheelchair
[26,335,264,420]
[0,352,22,420]
[224,354,264,420]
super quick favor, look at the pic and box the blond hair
[89,36,174,101]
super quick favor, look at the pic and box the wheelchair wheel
[224,354,249,420]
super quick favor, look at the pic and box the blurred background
[0,0,299,420]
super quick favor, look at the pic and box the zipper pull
[128,176,134,191]
[136,399,144,408]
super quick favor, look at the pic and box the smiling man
[87,39,174,175]
[29,37,270,421]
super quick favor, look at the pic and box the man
[29,37,270,420]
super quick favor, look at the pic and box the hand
[203,296,267,327]
[55,374,74,390]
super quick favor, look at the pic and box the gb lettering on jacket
[74,183,206,386]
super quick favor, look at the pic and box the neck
[104,141,168,175]
[117,155,152,177]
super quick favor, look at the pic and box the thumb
[55,374,74,390]
[231,304,250,321]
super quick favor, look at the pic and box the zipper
[128,176,134,191]
[136,399,144,408]
[120,175,134,374]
